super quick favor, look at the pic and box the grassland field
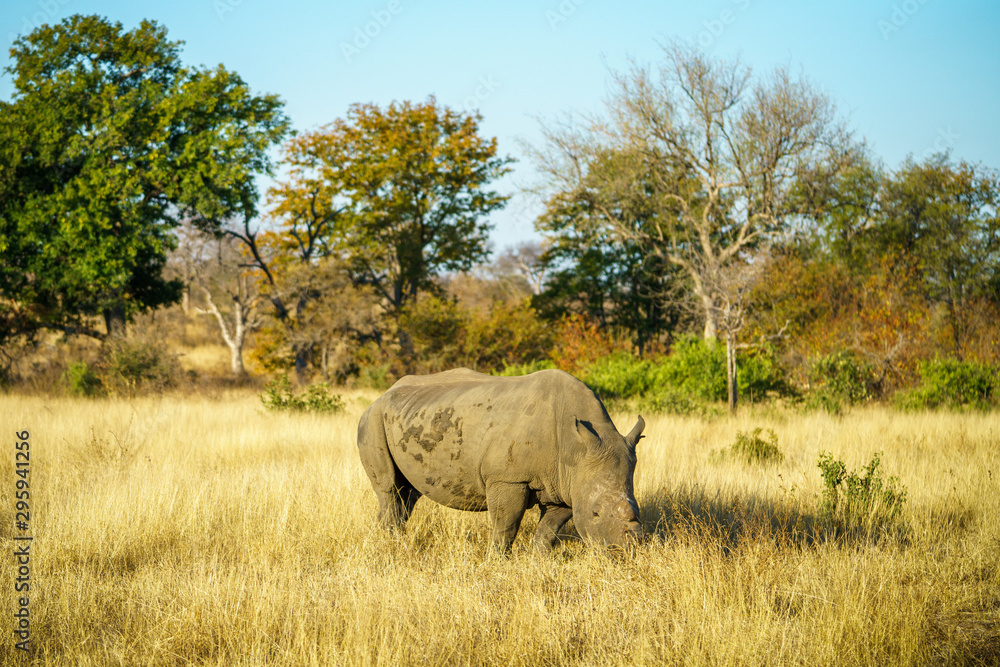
[0,389,997,665]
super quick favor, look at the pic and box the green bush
[713,427,784,465]
[580,351,655,399]
[808,350,878,413]
[654,335,726,402]
[732,427,783,464]
[494,359,557,377]
[503,336,789,413]
[355,362,395,390]
[895,358,998,411]
[62,361,104,397]
[637,387,717,417]
[816,451,907,533]
[649,336,789,410]
[102,339,182,396]
[260,376,344,414]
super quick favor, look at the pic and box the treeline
[1,16,998,411]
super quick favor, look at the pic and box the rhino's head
[568,416,645,549]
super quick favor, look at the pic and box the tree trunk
[294,348,310,386]
[398,329,415,375]
[103,306,127,339]
[228,307,247,377]
[726,334,738,414]
[701,293,718,342]
[230,344,245,376]
[200,287,249,377]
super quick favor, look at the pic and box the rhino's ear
[624,415,645,451]
[574,418,602,450]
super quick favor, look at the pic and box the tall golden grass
[1,391,997,665]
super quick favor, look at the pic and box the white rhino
[357,368,645,552]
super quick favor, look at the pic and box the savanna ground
[1,387,998,666]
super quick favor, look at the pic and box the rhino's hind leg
[358,404,421,532]
[533,505,573,552]
[485,482,531,553]
[377,481,421,532]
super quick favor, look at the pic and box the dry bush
[0,394,997,665]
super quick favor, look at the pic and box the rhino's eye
[592,511,600,518]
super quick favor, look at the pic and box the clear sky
[3,0,998,251]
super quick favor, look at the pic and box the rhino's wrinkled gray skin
[357,368,645,552]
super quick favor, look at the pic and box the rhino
[356,368,645,552]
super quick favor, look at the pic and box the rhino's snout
[623,520,644,544]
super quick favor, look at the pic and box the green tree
[534,183,682,353]
[254,98,511,372]
[796,154,1000,361]
[875,156,1000,358]
[0,15,289,340]
[269,98,512,312]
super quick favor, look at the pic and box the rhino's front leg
[533,504,573,552]
[485,482,530,553]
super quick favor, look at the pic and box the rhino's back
[377,369,583,510]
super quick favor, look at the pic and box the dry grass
[174,344,233,375]
[1,391,997,665]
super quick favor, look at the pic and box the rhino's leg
[358,404,421,532]
[533,505,573,552]
[485,482,531,553]
[378,482,421,532]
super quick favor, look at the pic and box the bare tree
[486,241,548,298]
[168,222,265,377]
[223,202,339,383]
[530,41,849,341]
[713,250,788,412]
[169,221,214,316]
[193,237,264,377]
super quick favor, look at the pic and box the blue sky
[3,0,998,251]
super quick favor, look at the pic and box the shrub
[355,362,395,390]
[549,314,620,375]
[465,300,553,373]
[580,351,655,400]
[400,295,467,373]
[808,349,878,413]
[715,427,784,465]
[62,361,104,397]
[494,360,557,377]
[895,357,998,411]
[400,296,553,375]
[654,335,726,402]
[637,387,713,417]
[649,336,789,408]
[101,339,182,396]
[816,451,907,534]
[260,376,344,414]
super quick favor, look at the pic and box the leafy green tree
[798,154,1000,360]
[534,183,682,354]
[254,98,511,372]
[267,98,512,312]
[0,15,289,340]
[875,156,1000,357]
